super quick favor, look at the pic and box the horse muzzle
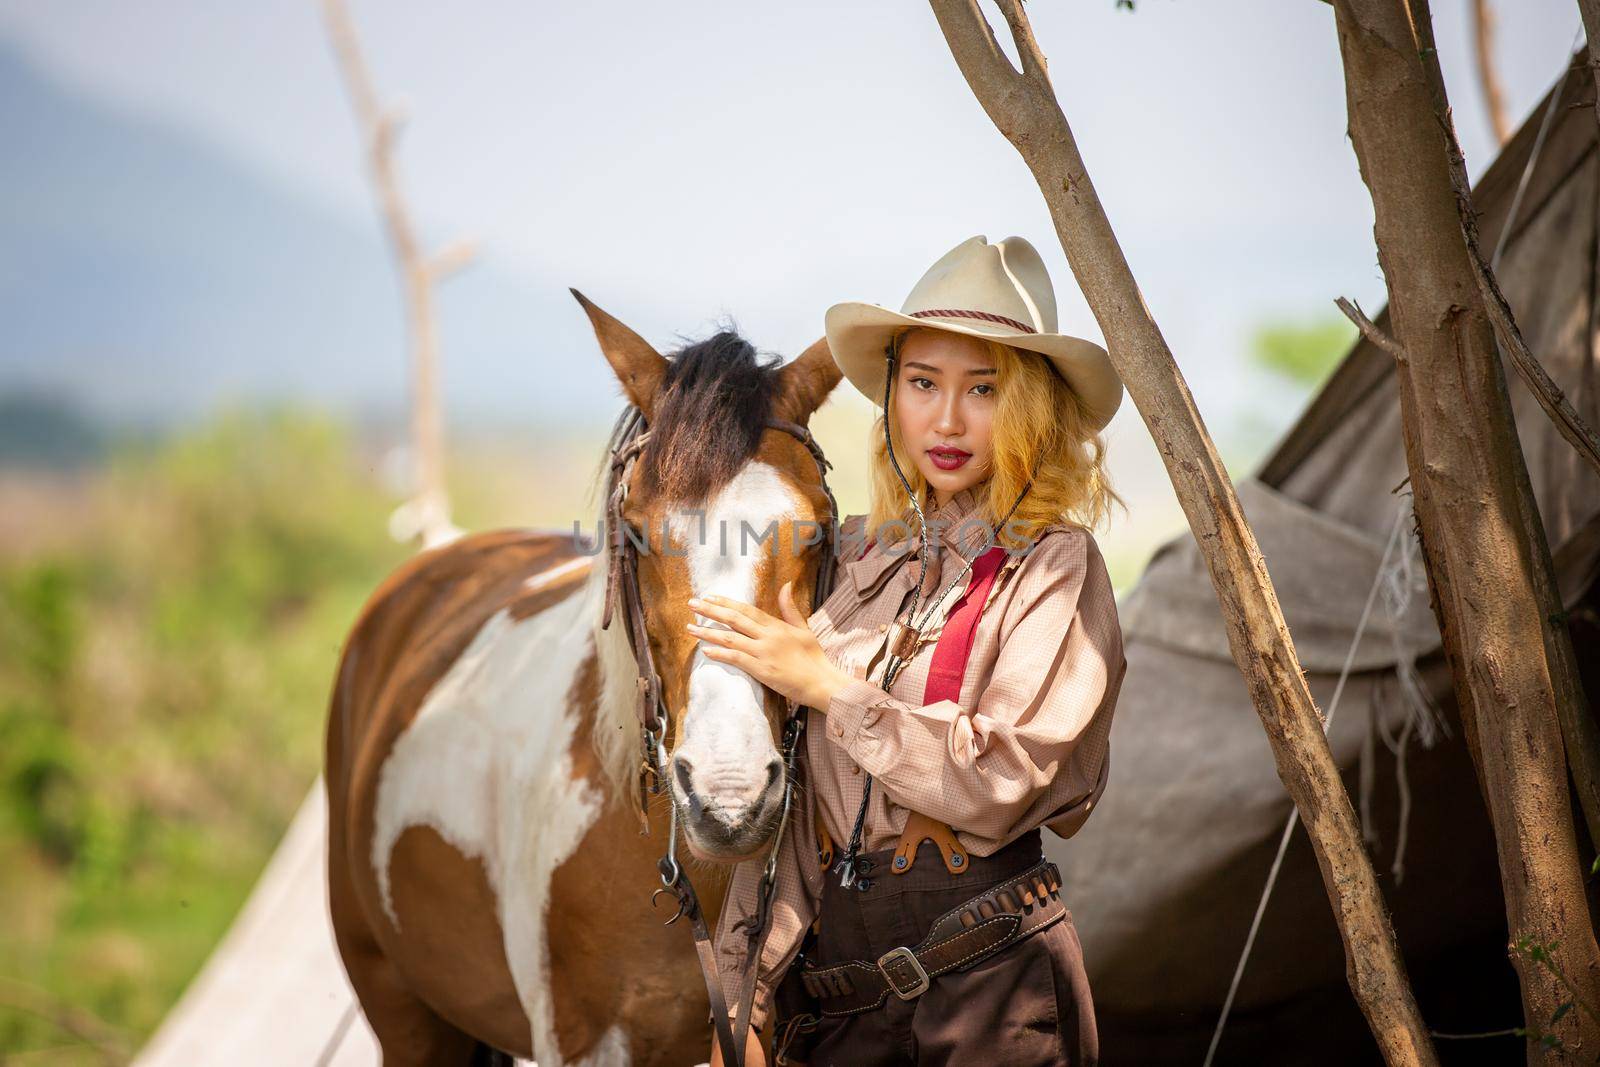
[671,751,787,860]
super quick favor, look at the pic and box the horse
[325,291,843,1066]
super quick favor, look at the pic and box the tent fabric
[1122,478,1439,673]
[1046,50,1600,1064]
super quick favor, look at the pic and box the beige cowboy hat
[824,235,1124,433]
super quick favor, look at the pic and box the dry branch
[1472,0,1511,145]
[322,0,471,550]
[926,1,1438,1061]
[1335,297,1406,361]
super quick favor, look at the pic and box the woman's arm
[684,528,1123,843]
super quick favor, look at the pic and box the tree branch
[322,0,470,551]
[1472,0,1511,145]
[1336,297,1407,361]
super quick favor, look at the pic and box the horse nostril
[674,756,694,799]
[765,758,783,794]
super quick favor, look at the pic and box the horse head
[573,290,842,863]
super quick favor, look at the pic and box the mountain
[0,40,622,430]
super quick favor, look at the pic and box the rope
[312,998,359,1067]
[1202,495,1409,1067]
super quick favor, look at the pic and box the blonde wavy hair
[865,326,1126,551]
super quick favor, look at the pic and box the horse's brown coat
[327,299,843,1065]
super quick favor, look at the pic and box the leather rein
[598,404,840,1066]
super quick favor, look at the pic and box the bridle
[599,403,840,1067]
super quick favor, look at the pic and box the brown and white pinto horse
[325,293,842,1066]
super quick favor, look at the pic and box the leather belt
[799,859,1065,1016]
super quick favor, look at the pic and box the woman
[692,235,1128,1066]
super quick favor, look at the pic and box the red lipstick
[928,446,972,471]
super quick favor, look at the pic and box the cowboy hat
[824,235,1124,434]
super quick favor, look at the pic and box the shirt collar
[843,485,995,598]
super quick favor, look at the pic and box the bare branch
[322,0,464,550]
[934,0,1025,93]
[1471,0,1511,145]
[992,0,1050,85]
[430,239,479,283]
[1335,297,1407,362]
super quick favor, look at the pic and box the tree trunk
[1409,6,1600,892]
[1332,0,1600,1058]
[926,2,1438,1062]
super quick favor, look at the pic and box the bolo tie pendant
[885,619,921,661]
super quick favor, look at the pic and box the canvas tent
[138,51,1600,1067]
[1042,50,1600,1064]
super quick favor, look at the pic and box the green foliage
[0,407,405,1058]
[1505,934,1600,1052]
[1250,316,1355,389]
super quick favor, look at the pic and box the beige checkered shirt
[712,485,1126,1031]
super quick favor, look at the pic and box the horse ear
[775,335,843,423]
[570,289,669,419]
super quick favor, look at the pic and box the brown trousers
[772,829,1098,1066]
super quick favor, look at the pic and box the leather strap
[891,810,968,875]
[603,406,841,1067]
[816,807,834,872]
[800,859,1065,1015]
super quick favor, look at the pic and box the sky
[0,0,1586,565]
[0,0,1580,357]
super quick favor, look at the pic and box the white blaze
[667,461,798,809]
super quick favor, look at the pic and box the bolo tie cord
[831,348,1035,890]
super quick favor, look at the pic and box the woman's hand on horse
[686,582,850,712]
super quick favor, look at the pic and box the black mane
[637,329,782,503]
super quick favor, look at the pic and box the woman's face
[892,328,997,505]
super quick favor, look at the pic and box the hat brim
[824,302,1124,433]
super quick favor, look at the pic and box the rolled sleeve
[823,671,894,750]
[823,530,1120,841]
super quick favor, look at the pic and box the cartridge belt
[799,858,1065,1016]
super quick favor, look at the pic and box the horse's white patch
[522,554,591,593]
[667,461,798,808]
[370,572,610,1066]
[571,1022,630,1067]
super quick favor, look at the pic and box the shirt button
[832,723,844,738]
[877,624,888,633]
[851,764,860,775]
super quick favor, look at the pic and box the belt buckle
[876,946,931,1000]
